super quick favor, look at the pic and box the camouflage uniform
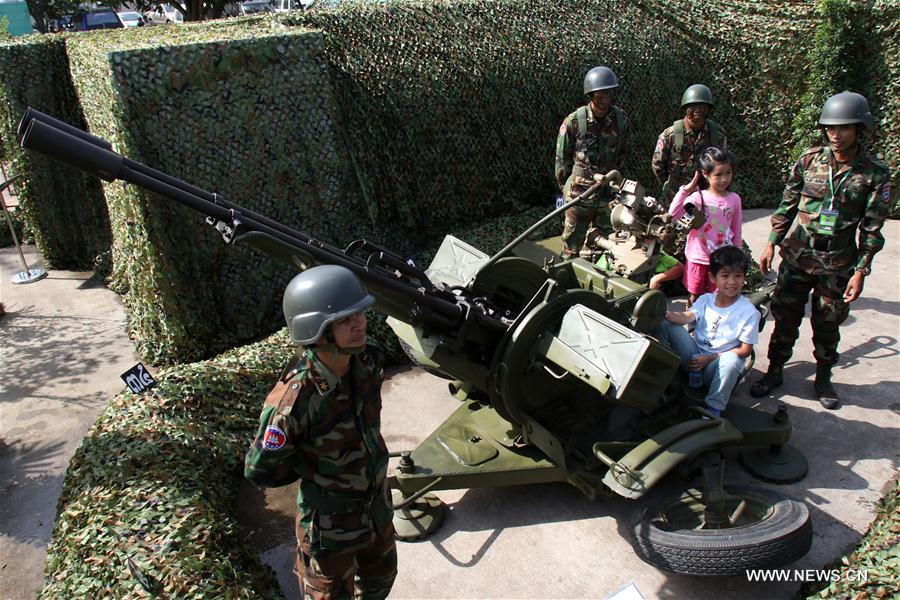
[651,119,727,203]
[245,344,396,600]
[765,145,892,369]
[555,103,630,256]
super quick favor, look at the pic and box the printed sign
[121,362,157,394]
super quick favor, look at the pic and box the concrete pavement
[2,209,898,599]
[0,245,141,600]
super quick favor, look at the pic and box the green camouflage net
[62,19,382,363]
[800,477,899,599]
[0,0,895,366]
[39,330,295,598]
[0,34,110,269]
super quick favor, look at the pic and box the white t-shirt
[690,293,760,355]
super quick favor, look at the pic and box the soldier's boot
[814,364,840,410]
[750,363,784,398]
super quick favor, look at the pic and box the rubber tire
[633,485,812,576]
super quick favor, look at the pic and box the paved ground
[0,246,141,599]
[2,209,898,599]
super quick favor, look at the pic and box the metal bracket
[205,208,242,244]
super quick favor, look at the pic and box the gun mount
[580,178,704,280]
[19,108,811,576]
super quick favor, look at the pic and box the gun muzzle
[18,107,112,151]
[19,117,123,182]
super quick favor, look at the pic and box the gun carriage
[19,108,811,575]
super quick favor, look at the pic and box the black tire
[633,485,812,576]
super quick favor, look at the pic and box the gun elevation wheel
[632,485,811,576]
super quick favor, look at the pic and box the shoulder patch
[655,137,665,152]
[559,122,567,136]
[882,182,892,204]
[264,377,309,414]
[263,425,286,450]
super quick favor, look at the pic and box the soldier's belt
[300,480,384,514]
[793,227,854,253]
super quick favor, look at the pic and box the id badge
[818,208,839,237]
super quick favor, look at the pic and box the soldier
[555,66,630,257]
[750,92,892,409]
[652,84,728,203]
[244,265,397,599]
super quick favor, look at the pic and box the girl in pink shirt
[669,147,743,307]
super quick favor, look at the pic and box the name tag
[818,208,839,236]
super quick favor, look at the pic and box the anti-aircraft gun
[19,108,811,576]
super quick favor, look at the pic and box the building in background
[0,0,34,36]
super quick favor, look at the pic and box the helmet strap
[320,331,366,356]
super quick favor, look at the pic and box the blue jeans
[656,320,745,412]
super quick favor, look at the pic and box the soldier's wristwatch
[854,266,871,276]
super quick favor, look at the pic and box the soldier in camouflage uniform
[750,92,893,409]
[555,66,630,257]
[245,265,396,599]
[651,84,728,203]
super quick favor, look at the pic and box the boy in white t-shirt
[656,245,760,416]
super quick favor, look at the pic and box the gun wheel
[632,485,811,576]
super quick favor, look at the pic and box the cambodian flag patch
[263,425,286,450]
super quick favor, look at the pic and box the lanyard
[827,165,852,211]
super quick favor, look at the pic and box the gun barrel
[18,107,112,151]
[17,108,470,330]
[21,119,123,181]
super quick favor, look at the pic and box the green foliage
[789,0,873,161]
[870,0,899,217]
[25,0,80,34]
[39,330,295,598]
[0,33,111,269]
[800,477,899,599]
[0,204,31,247]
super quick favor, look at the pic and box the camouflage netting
[39,330,294,598]
[0,0,895,366]
[0,34,110,269]
[61,18,381,363]
[801,477,899,599]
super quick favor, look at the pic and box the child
[656,246,759,417]
[669,147,742,308]
[649,251,684,291]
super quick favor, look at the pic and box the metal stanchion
[1,174,47,284]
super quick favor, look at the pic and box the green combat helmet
[282,264,374,345]
[583,66,619,95]
[681,84,715,108]
[818,91,873,129]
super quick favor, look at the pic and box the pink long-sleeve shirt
[669,186,743,265]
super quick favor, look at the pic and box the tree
[25,0,82,33]
[130,0,232,22]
